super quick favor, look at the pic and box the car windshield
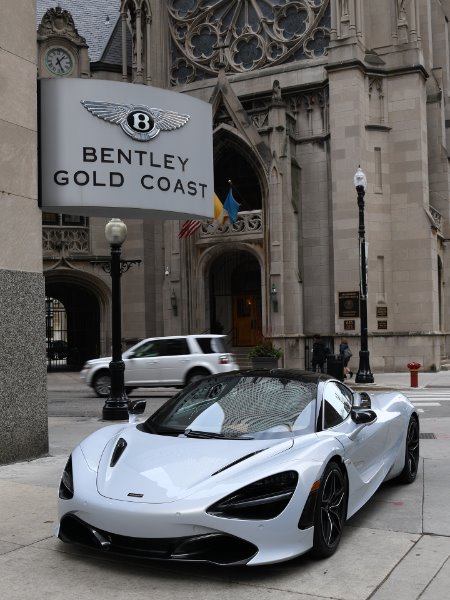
[145,374,317,439]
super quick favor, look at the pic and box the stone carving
[272,80,283,103]
[199,211,264,239]
[43,228,90,254]
[169,0,330,84]
[397,0,407,22]
[37,6,87,45]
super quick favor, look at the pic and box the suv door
[160,337,192,385]
[125,339,166,386]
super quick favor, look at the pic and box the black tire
[93,371,111,398]
[311,461,347,559]
[398,416,420,484]
[186,368,209,386]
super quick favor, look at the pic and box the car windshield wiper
[184,429,254,440]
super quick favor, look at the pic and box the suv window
[132,340,165,358]
[164,338,190,356]
[196,337,225,354]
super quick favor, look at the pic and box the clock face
[45,47,73,76]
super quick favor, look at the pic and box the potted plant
[248,338,283,369]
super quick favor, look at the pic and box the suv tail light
[219,354,230,365]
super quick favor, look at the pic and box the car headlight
[59,455,74,500]
[207,471,298,520]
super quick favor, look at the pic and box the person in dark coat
[311,335,329,373]
[339,338,353,378]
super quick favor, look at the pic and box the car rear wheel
[93,372,111,398]
[186,368,209,386]
[398,416,420,484]
[311,461,347,559]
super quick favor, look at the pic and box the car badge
[80,100,190,142]
[127,492,144,498]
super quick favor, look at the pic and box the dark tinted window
[164,338,190,356]
[132,340,165,358]
[196,337,225,353]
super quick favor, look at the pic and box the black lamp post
[354,167,374,384]
[103,218,129,420]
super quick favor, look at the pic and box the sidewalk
[0,371,450,599]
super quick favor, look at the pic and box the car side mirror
[351,408,377,425]
[128,400,146,415]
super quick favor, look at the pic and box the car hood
[96,426,293,504]
[86,356,112,366]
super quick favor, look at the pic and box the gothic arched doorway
[209,250,262,346]
[45,281,100,370]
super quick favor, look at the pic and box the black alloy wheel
[399,416,420,484]
[312,461,347,558]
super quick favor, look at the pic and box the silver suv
[81,335,239,397]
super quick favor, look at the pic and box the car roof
[201,368,333,384]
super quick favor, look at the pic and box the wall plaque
[376,306,388,318]
[339,292,360,318]
[344,320,355,330]
[378,320,388,330]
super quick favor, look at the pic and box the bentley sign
[39,78,214,219]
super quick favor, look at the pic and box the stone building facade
[36,0,450,377]
[1,0,47,464]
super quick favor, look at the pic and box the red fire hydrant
[407,362,421,388]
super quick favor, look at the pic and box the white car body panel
[58,373,418,566]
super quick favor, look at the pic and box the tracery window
[169,0,330,85]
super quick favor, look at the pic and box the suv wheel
[186,368,209,386]
[93,371,111,398]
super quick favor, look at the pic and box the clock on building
[44,46,73,76]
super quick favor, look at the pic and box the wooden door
[233,294,261,346]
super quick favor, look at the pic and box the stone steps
[230,347,253,370]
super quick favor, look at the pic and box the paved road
[1,371,450,599]
[48,371,450,419]
[404,388,450,418]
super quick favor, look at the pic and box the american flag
[178,219,202,239]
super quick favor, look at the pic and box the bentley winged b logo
[80,100,190,142]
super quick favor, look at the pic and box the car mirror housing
[128,400,146,415]
[351,408,377,425]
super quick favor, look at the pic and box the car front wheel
[93,372,111,398]
[399,416,420,484]
[311,461,347,559]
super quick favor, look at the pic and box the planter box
[251,357,279,369]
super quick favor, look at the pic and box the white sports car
[56,370,419,566]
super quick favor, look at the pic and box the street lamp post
[103,218,129,420]
[354,167,374,384]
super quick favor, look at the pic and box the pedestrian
[339,338,353,378]
[311,335,329,373]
